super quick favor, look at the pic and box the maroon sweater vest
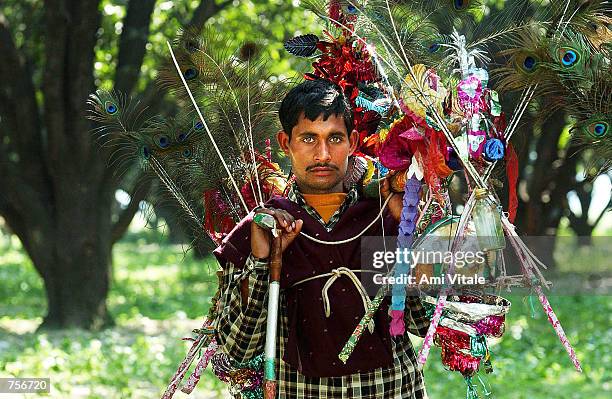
[213,195,399,377]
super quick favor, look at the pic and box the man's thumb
[287,219,303,242]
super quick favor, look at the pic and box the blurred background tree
[0,0,609,332]
[0,0,316,330]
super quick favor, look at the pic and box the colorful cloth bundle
[211,353,264,399]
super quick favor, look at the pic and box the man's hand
[380,171,404,222]
[251,208,303,259]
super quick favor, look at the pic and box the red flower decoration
[354,109,382,156]
[377,113,427,170]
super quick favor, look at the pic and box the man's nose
[314,141,332,162]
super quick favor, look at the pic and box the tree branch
[0,12,44,177]
[592,197,612,229]
[0,195,27,246]
[0,11,54,224]
[42,0,69,179]
[111,177,153,244]
[114,0,157,96]
[65,1,103,166]
[0,159,53,249]
[523,111,566,234]
[187,0,233,32]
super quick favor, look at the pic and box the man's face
[277,113,358,194]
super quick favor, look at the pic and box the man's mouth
[307,165,337,176]
[307,163,338,171]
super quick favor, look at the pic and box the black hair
[278,79,354,138]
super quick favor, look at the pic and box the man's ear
[348,129,359,155]
[277,130,290,155]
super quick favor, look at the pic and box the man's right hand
[251,208,303,259]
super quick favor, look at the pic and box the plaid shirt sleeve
[404,296,431,337]
[215,254,270,363]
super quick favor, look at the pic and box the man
[214,79,430,398]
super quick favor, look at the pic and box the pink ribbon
[161,319,213,399]
[502,218,582,372]
[535,286,582,372]
[389,310,405,336]
[181,340,219,394]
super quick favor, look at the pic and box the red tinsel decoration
[312,31,378,102]
[307,29,380,155]
[494,112,508,137]
[328,0,341,22]
[473,315,506,337]
[435,326,481,376]
[440,346,481,376]
[354,109,382,157]
[203,153,286,244]
[203,190,237,245]
[434,325,471,350]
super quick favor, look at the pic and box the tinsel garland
[211,353,265,398]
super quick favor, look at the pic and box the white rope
[293,267,377,334]
[298,193,394,244]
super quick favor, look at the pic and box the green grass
[0,231,226,398]
[0,229,610,398]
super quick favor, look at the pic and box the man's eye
[302,136,315,143]
[330,136,343,143]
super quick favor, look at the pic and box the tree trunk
[40,246,113,330]
[22,177,117,330]
[0,0,233,330]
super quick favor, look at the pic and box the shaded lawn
[0,231,610,398]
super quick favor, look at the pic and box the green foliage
[0,232,225,398]
[1,231,610,398]
[91,0,320,91]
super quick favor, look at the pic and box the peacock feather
[491,25,555,94]
[548,0,612,50]
[566,67,612,164]
[89,29,289,243]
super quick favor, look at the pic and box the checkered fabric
[215,187,430,398]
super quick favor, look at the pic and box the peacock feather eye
[454,0,469,10]
[177,132,188,142]
[588,122,609,138]
[193,120,204,131]
[345,4,358,14]
[104,101,118,115]
[428,43,441,53]
[523,56,536,70]
[516,53,538,73]
[140,145,151,160]
[559,48,579,67]
[182,148,192,158]
[185,40,199,53]
[183,68,198,80]
[154,134,170,149]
